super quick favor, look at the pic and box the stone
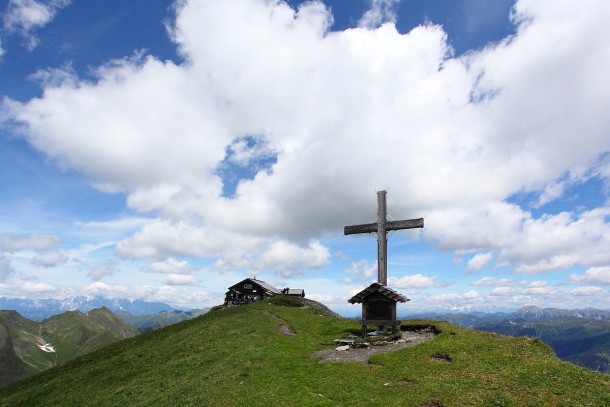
[352,342,370,348]
[336,345,350,351]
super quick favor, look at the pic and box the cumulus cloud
[569,286,607,296]
[83,281,211,307]
[388,273,444,289]
[358,0,401,29]
[431,290,480,302]
[344,259,377,278]
[2,0,71,50]
[472,277,516,286]
[0,234,59,252]
[490,286,515,296]
[570,266,610,285]
[166,273,198,286]
[4,0,610,279]
[31,250,67,267]
[522,281,555,295]
[16,280,56,293]
[144,257,195,275]
[0,254,15,282]
[465,252,492,273]
[87,262,117,281]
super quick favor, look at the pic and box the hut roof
[228,278,282,294]
[348,283,409,304]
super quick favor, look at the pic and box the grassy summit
[1,298,608,406]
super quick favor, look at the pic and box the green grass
[1,299,609,406]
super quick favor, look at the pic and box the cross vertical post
[377,190,388,285]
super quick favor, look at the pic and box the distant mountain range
[116,309,209,333]
[0,296,184,321]
[0,307,140,386]
[406,306,610,374]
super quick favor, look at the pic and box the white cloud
[569,286,607,296]
[144,257,195,275]
[86,262,117,281]
[472,277,516,286]
[4,0,610,280]
[0,234,59,252]
[522,286,556,296]
[256,240,330,276]
[82,281,212,307]
[3,0,72,50]
[344,259,377,278]
[430,290,479,302]
[31,250,67,267]
[388,273,441,289]
[166,273,198,286]
[570,266,610,285]
[358,0,401,29]
[490,286,515,296]
[0,254,15,282]
[465,252,492,273]
[17,280,56,293]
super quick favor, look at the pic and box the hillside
[1,297,608,406]
[0,307,140,386]
[409,307,610,373]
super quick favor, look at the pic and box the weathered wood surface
[344,222,377,235]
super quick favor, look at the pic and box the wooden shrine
[344,190,423,337]
[348,283,409,337]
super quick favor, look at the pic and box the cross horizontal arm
[386,218,424,231]
[344,223,377,235]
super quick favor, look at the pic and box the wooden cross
[344,190,424,286]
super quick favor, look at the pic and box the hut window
[244,283,252,289]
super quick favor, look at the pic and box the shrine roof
[347,283,409,304]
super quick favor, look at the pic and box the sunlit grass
[1,299,609,406]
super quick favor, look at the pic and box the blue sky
[1,0,610,315]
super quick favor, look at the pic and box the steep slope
[475,316,610,374]
[409,308,610,373]
[1,299,609,406]
[0,307,140,386]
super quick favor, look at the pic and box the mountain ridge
[0,296,184,321]
[405,306,610,374]
[0,307,140,386]
[1,298,609,406]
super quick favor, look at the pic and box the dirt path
[311,330,435,363]
[261,310,295,336]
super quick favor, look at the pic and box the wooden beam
[386,218,424,231]
[344,222,377,235]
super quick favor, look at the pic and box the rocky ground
[311,329,435,363]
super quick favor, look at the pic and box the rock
[335,339,355,346]
[371,341,388,346]
[352,342,370,349]
[336,345,350,351]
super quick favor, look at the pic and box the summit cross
[344,190,424,286]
